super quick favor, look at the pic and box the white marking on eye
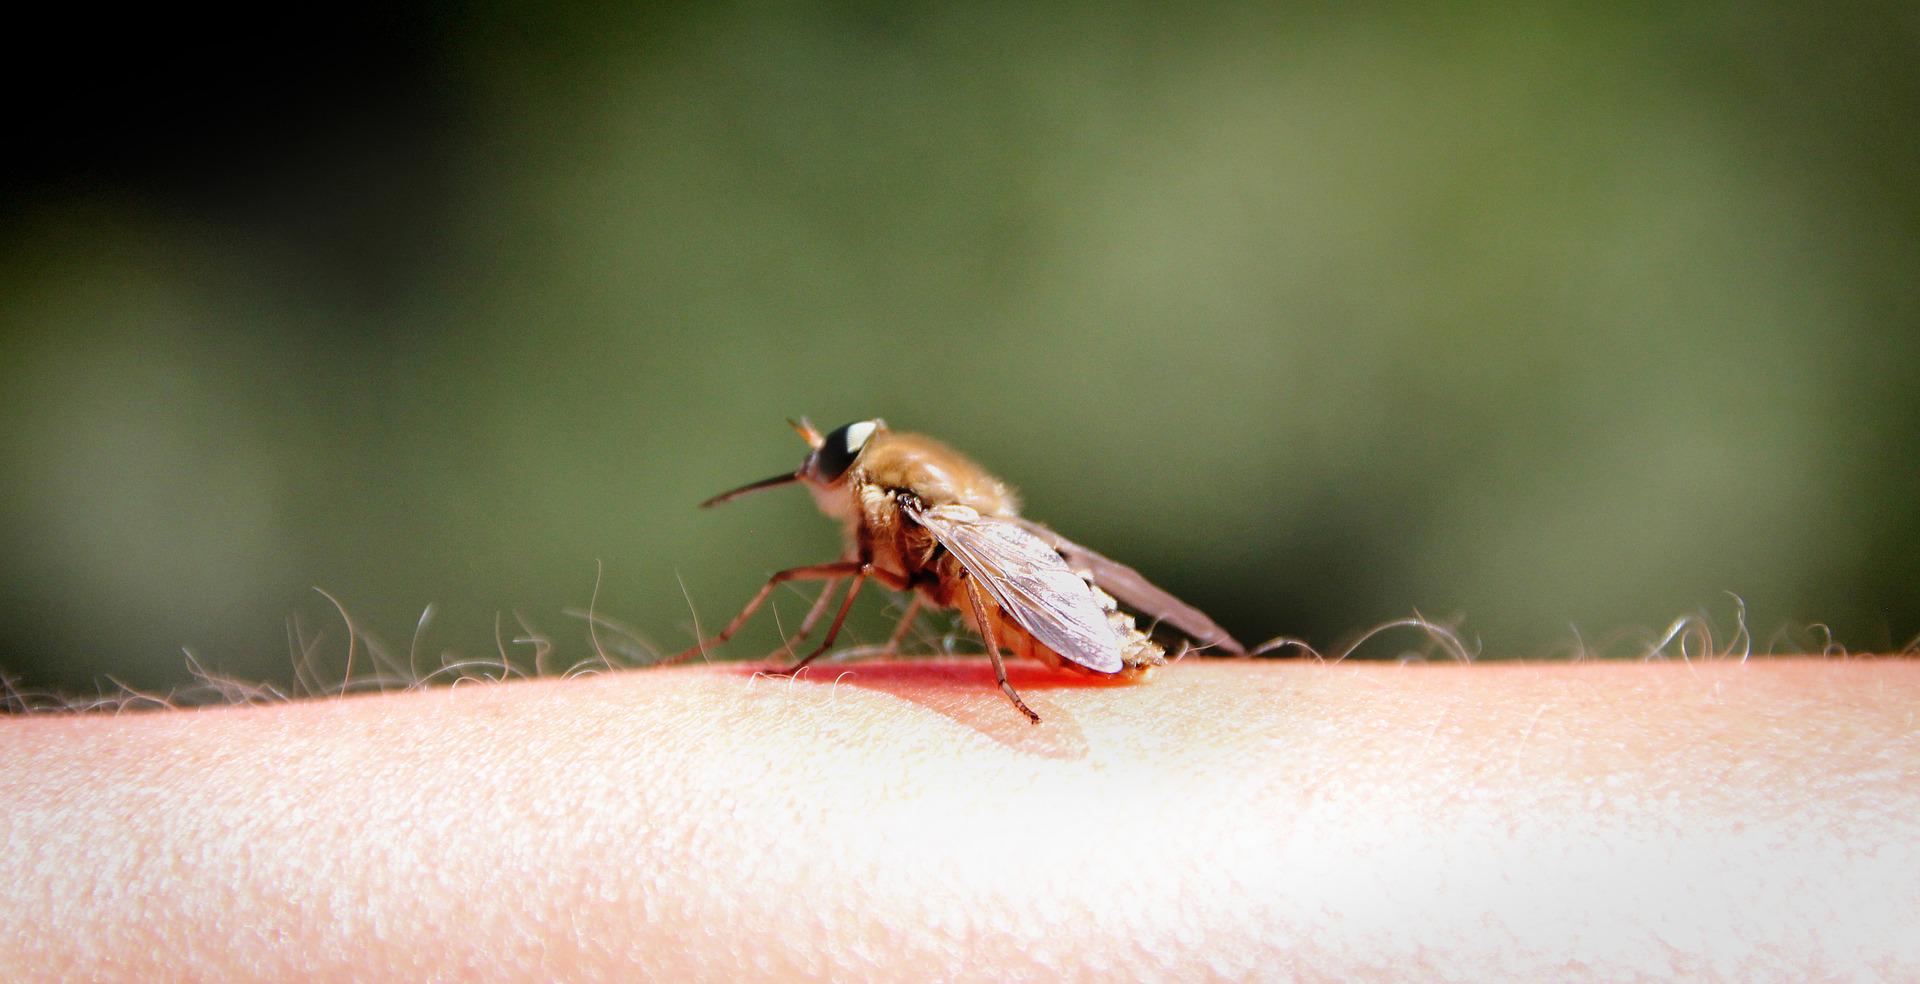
[844,420,877,453]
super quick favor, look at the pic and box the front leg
[765,563,914,675]
[760,573,847,663]
[662,561,866,665]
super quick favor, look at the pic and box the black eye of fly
[813,419,876,480]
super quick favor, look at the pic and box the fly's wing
[1015,518,1246,654]
[904,502,1123,673]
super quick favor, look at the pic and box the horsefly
[667,418,1243,724]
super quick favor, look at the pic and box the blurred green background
[3,3,1916,694]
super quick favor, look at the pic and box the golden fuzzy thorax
[854,431,1019,516]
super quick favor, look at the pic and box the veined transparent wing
[1015,518,1245,654]
[903,501,1123,673]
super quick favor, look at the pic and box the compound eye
[813,419,877,481]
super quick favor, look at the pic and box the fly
[668,418,1243,724]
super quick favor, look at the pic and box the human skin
[1,658,1916,982]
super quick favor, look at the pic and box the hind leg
[963,575,1040,725]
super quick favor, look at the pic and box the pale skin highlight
[1,657,1916,981]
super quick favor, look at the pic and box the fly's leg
[761,575,846,662]
[768,567,870,675]
[664,561,865,665]
[765,563,912,674]
[880,594,926,658]
[964,574,1041,725]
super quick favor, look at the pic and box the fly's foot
[1000,682,1042,725]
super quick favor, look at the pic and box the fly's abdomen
[949,565,1167,678]
[1090,582,1168,676]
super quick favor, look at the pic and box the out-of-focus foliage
[3,2,1916,692]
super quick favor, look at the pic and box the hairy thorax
[856,432,1018,517]
[836,431,1020,585]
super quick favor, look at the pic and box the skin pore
[2,657,1916,981]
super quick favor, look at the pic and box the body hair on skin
[0,576,1907,714]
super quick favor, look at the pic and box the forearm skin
[3,659,1915,981]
